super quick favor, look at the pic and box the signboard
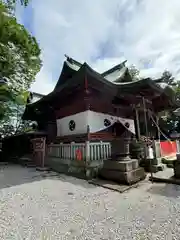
[31,137,46,167]
[31,138,45,152]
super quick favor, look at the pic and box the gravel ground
[0,165,180,240]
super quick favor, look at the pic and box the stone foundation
[102,159,139,172]
[141,158,165,173]
[100,159,146,185]
[174,160,180,178]
[100,133,146,185]
[100,166,145,185]
[173,154,180,179]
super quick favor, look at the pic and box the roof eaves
[64,54,82,67]
[27,63,87,108]
[101,60,127,77]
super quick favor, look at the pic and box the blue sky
[17,0,180,94]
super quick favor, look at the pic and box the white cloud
[30,69,54,95]
[23,0,180,94]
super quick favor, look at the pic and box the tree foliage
[159,70,175,85]
[0,0,41,136]
[0,1,41,94]
[0,89,35,137]
[157,70,180,136]
[6,0,29,7]
[4,0,30,12]
[129,64,140,81]
[0,84,15,120]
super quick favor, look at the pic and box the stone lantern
[100,122,145,185]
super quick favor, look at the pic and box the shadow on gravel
[46,173,96,189]
[147,184,180,198]
[0,165,44,190]
[0,164,96,190]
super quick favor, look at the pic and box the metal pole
[156,115,161,141]
[142,97,148,138]
[142,97,153,182]
[135,108,141,140]
[42,138,45,168]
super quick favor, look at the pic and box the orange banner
[160,141,177,158]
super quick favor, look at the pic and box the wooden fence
[47,141,111,177]
[46,139,180,177]
[48,141,111,162]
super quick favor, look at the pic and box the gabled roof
[23,56,179,120]
[54,57,80,90]
[102,60,127,76]
[64,54,82,69]
[32,92,44,98]
[101,60,130,83]
[54,56,131,90]
[30,66,175,102]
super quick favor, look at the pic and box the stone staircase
[19,155,36,168]
[161,156,176,168]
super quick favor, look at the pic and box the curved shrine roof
[23,56,179,120]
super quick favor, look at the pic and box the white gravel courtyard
[0,165,179,240]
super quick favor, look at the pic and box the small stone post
[85,140,91,178]
[176,140,180,153]
[31,137,47,171]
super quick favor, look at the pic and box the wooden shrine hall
[22,55,178,184]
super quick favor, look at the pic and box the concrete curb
[36,167,50,172]
[0,162,8,165]
[149,176,180,185]
[88,179,139,193]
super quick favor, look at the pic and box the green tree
[157,70,180,136]
[0,84,15,120]
[129,64,140,81]
[0,90,35,137]
[0,0,41,135]
[160,70,175,85]
[0,1,41,94]
[7,0,29,7]
[4,0,30,12]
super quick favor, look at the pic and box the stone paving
[0,165,180,239]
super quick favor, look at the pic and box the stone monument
[100,129,146,185]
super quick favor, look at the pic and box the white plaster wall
[57,111,88,136]
[56,110,135,136]
[88,111,135,133]
[87,111,114,133]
